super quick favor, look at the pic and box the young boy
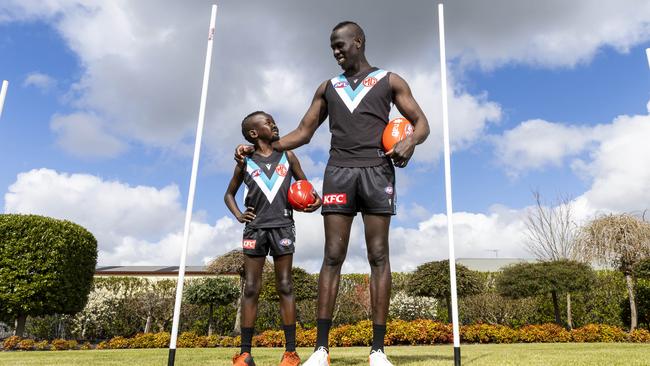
[225,111,322,366]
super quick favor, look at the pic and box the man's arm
[286,150,322,212]
[387,73,430,167]
[224,163,256,223]
[272,81,329,151]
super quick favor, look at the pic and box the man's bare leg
[314,213,354,351]
[362,213,391,354]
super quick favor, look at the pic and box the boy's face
[251,113,279,142]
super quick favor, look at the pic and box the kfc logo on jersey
[275,164,287,177]
[323,193,347,205]
[334,81,349,88]
[251,169,261,178]
[362,76,377,87]
[243,239,256,249]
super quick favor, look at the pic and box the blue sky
[1,0,650,273]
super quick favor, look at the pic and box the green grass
[1,343,650,366]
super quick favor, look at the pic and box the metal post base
[454,346,461,366]
[168,348,176,366]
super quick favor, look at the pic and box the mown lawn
[1,343,650,366]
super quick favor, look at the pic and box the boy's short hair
[241,111,270,143]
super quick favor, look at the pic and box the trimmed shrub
[330,320,373,347]
[518,324,571,343]
[177,332,207,348]
[386,319,452,345]
[629,329,650,343]
[296,326,316,347]
[50,338,75,350]
[16,339,35,351]
[106,336,130,349]
[461,323,518,343]
[254,329,284,348]
[571,324,628,342]
[80,342,92,350]
[2,335,21,350]
[389,291,437,321]
[34,340,49,350]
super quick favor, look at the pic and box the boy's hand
[237,207,256,223]
[235,144,255,164]
[303,192,322,213]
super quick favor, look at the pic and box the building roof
[95,265,221,276]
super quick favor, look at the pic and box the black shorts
[321,163,396,215]
[242,225,295,257]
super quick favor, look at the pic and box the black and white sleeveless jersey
[243,150,293,228]
[324,67,393,167]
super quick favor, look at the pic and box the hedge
[3,321,650,350]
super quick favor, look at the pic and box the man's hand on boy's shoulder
[302,192,322,213]
[234,144,255,164]
[237,207,256,223]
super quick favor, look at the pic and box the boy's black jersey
[324,67,393,167]
[243,150,293,228]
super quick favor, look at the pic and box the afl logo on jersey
[280,238,293,247]
[362,76,377,87]
[251,169,261,177]
[334,81,349,88]
[385,186,394,195]
[275,164,287,177]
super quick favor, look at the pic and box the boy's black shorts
[242,224,295,257]
[321,163,396,216]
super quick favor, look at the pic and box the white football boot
[369,349,394,366]
[302,346,330,366]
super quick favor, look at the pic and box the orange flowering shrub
[2,336,21,350]
[16,339,35,351]
[254,329,284,347]
[330,320,373,347]
[386,319,452,345]
[178,332,207,348]
[571,324,628,342]
[296,325,317,347]
[629,329,650,343]
[517,324,571,343]
[461,323,518,344]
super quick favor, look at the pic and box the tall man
[237,21,429,366]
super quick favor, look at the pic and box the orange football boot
[232,352,255,366]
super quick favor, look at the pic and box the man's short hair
[332,21,365,46]
[241,111,269,143]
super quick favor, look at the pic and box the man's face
[330,26,361,70]
[252,114,279,142]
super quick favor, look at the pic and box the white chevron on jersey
[330,69,388,113]
[245,152,289,203]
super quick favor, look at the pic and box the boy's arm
[286,151,322,213]
[224,163,256,223]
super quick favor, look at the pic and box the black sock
[240,327,254,354]
[371,323,386,353]
[315,318,332,351]
[283,324,296,352]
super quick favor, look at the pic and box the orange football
[382,117,414,152]
[288,180,316,211]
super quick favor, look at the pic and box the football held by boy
[225,111,321,366]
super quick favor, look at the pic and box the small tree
[259,266,317,302]
[579,213,650,330]
[207,250,271,334]
[0,214,97,337]
[184,277,239,335]
[497,260,595,326]
[407,260,483,322]
[524,191,584,328]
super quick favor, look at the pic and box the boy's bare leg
[273,253,296,325]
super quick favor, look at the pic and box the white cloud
[50,112,127,158]
[446,0,650,69]
[493,119,597,176]
[23,72,56,91]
